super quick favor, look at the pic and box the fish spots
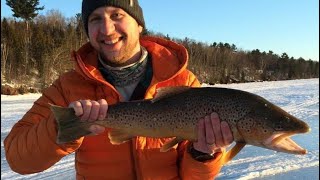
[273,121,285,131]
[212,100,250,126]
[275,124,283,131]
[230,119,237,124]
[99,86,303,147]
[238,117,255,134]
[263,129,268,133]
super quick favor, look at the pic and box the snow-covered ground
[1,78,319,179]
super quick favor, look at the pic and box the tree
[75,13,85,47]
[6,0,44,21]
[231,44,237,52]
[5,0,44,78]
[280,52,289,60]
[1,18,11,82]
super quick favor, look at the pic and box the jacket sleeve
[178,141,225,179]
[4,78,84,174]
[178,71,225,179]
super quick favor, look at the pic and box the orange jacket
[4,36,224,180]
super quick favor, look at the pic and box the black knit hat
[82,0,145,35]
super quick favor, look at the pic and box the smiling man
[86,4,143,66]
[4,0,233,179]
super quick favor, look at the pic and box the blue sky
[1,0,319,61]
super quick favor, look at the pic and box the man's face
[88,6,143,66]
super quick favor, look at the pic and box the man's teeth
[104,39,120,45]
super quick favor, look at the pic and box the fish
[50,86,310,164]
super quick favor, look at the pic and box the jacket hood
[71,36,189,84]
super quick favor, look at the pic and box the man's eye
[111,13,124,19]
[89,17,100,23]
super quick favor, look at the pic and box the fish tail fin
[50,104,92,144]
[221,142,246,165]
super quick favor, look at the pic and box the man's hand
[68,99,108,135]
[193,112,233,154]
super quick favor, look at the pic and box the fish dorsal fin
[221,142,246,165]
[152,86,191,103]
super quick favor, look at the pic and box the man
[4,0,233,179]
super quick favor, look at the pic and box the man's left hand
[193,112,234,154]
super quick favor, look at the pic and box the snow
[1,78,319,179]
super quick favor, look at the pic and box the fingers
[68,99,108,136]
[221,121,234,145]
[193,112,234,154]
[204,116,215,147]
[193,118,212,154]
[68,99,108,122]
[97,99,108,120]
[69,101,83,116]
[81,100,93,121]
[210,113,224,147]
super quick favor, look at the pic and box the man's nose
[101,19,116,35]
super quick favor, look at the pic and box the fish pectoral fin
[108,129,135,145]
[221,142,246,165]
[160,137,183,152]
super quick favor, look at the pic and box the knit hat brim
[82,0,145,36]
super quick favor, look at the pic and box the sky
[1,78,319,179]
[1,0,319,61]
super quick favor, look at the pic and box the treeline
[1,10,87,91]
[1,10,319,93]
[148,31,319,84]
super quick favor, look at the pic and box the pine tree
[6,0,44,21]
[5,0,44,80]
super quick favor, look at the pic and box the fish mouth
[263,131,309,155]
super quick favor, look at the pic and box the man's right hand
[68,99,108,135]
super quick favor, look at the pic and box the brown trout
[51,86,310,164]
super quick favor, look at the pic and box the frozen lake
[1,78,319,179]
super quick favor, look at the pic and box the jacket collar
[71,36,189,85]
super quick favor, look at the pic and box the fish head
[237,100,310,155]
